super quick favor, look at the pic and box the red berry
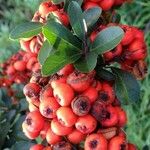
[13,60,26,71]
[99,0,114,11]
[30,144,44,150]
[85,133,107,150]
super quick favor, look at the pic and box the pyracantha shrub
[9,0,148,149]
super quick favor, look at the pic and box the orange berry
[39,97,60,118]
[56,107,77,127]
[85,133,107,150]
[30,144,44,150]
[40,121,50,139]
[57,64,74,76]
[46,128,62,145]
[67,129,86,144]
[53,83,74,106]
[75,115,97,134]
[14,60,26,71]
[51,118,73,136]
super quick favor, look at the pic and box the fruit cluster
[90,24,147,80]
[83,0,128,11]
[0,50,39,86]
[22,65,137,150]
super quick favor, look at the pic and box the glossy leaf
[112,68,140,104]
[96,68,115,81]
[68,1,85,40]
[91,26,124,54]
[42,51,81,76]
[9,22,43,40]
[74,52,98,73]
[83,7,102,28]
[38,40,53,65]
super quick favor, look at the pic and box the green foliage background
[0,0,150,149]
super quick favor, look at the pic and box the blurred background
[0,0,150,149]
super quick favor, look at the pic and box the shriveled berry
[71,96,91,116]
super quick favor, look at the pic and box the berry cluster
[90,24,147,80]
[23,65,137,150]
[83,0,128,11]
[0,50,39,86]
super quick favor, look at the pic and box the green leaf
[42,21,82,50]
[96,68,115,81]
[38,40,53,65]
[68,1,85,40]
[83,7,102,29]
[52,0,64,4]
[112,68,140,104]
[9,22,43,40]
[74,52,98,73]
[91,26,124,54]
[11,141,35,150]
[42,51,81,76]
[0,121,11,149]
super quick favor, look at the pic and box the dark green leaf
[38,40,53,65]
[11,141,35,150]
[83,7,102,29]
[42,51,81,76]
[0,121,11,149]
[74,52,98,73]
[19,99,28,112]
[96,68,115,81]
[68,1,85,40]
[64,0,83,11]
[9,22,43,40]
[42,21,82,50]
[112,68,140,104]
[91,26,124,54]
[52,0,64,4]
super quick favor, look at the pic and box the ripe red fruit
[83,87,98,103]
[83,2,99,10]
[24,111,44,133]
[75,115,97,134]
[6,65,16,75]
[46,128,62,145]
[99,0,115,11]
[23,83,41,106]
[84,133,107,150]
[98,82,115,105]
[13,60,26,71]
[43,147,52,150]
[67,71,95,92]
[53,141,72,150]
[67,129,86,144]
[115,107,127,127]
[51,118,73,136]
[121,25,134,45]
[56,107,77,127]
[39,97,60,118]
[53,83,74,106]
[40,121,50,139]
[39,1,58,17]
[108,136,127,150]
[57,64,74,76]
[26,57,37,70]
[30,144,44,150]
[40,84,53,101]
[22,122,40,139]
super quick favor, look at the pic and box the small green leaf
[38,40,53,65]
[42,51,81,76]
[52,0,64,4]
[9,22,43,40]
[96,68,115,81]
[42,21,82,50]
[74,52,98,73]
[91,26,124,54]
[112,68,140,104]
[83,7,102,28]
[68,1,85,40]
